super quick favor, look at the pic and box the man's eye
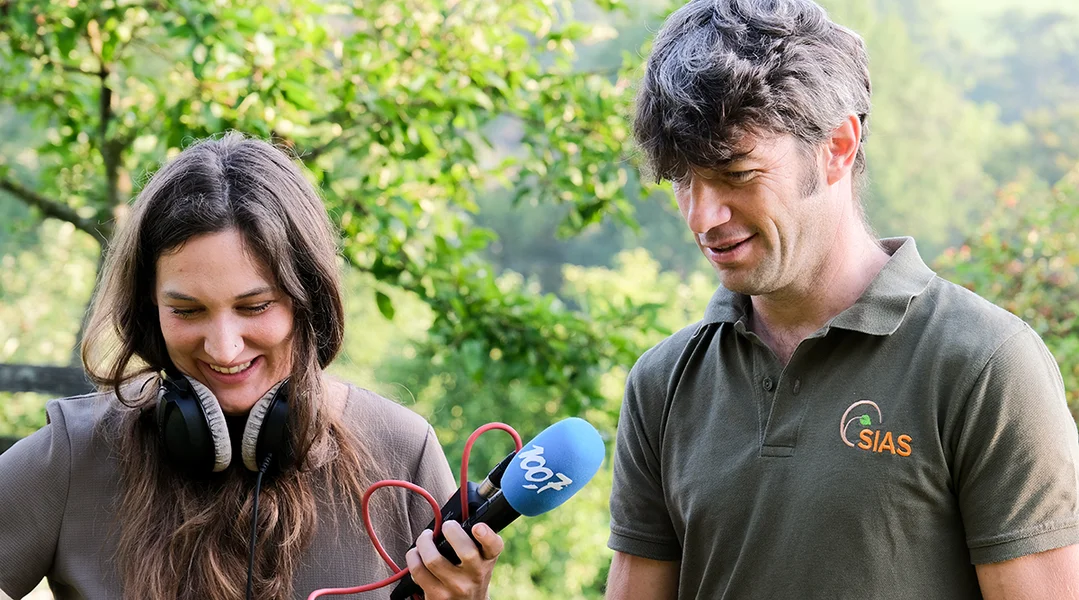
[727,170,756,182]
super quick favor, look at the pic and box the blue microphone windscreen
[500,417,605,517]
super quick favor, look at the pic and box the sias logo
[516,445,573,494]
[840,400,912,457]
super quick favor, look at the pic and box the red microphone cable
[458,423,522,522]
[306,422,522,600]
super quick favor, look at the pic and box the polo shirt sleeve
[0,408,71,598]
[952,325,1079,564]
[608,357,681,561]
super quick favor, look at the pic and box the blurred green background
[2,0,1077,598]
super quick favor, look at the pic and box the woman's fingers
[470,523,505,561]
[405,531,444,592]
[440,520,482,563]
[409,521,504,599]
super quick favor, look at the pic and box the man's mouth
[707,235,754,253]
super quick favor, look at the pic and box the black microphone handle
[388,491,521,600]
[423,481,485,535]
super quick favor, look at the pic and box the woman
[0,134,502,600]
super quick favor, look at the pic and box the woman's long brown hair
[82,134,387,599]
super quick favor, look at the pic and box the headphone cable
[247,453,274,600]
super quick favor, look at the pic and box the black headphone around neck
[155,369,293,475]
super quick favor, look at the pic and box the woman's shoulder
[335,382,436,454]
[340,383,431,430]
[0,389,121,509]
[42,390,129,473]
[45,389,116,426]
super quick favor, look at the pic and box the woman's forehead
[155,230,277,298]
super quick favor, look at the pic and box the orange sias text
[857,430,912,457]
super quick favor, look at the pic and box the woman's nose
[203,319,245,365]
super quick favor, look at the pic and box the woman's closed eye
[168,302,273,318]
[169,307,200,318]
[239,301,273,315]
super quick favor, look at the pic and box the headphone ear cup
[157,375,233,473]
[241,380,291,472]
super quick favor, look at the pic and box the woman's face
[154,229,295,415]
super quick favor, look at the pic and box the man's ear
[824,114,861,186]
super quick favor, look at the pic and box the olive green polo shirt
[609,237,1079,599]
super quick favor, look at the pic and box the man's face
[673,132,835,297]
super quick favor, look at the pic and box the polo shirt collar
[703,284,748,325]
[700,237,936,336]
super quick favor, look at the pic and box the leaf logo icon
[840,400,883,447]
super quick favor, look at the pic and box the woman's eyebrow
[234,286,275,300]
[162,290,198,302]
[160,286,275,302]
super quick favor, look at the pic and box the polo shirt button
[763,377,774,391]
[793,379,802,394]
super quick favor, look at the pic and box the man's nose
[204,318,245,365]
[684,183,734,235]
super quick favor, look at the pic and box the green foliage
[0,392,51,438]
[0,0,653,410]
[966,11,1079,121]
[0,220,99,437]
[996,105,1079,187]
[935,170,1079,417]
[964,12,1079,186]
[0,221,98,365]
[0,106,41,248]
[378,249,715,598]
[822,4,1015,257]
[1,3,657,597]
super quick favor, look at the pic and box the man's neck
[749,227,890,364]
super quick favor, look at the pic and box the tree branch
[297,129,369,162]
[0,363,93,396]
[85,18,123,212]
[0,436,20,456]
[0,178,109,245]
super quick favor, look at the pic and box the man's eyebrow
[723,149,756,165]
[690,151,756,177]
[702,150,756,172]
[161,286,276,302]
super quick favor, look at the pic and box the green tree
[379,248,716,598]
[0,0,654,405]
[970,12,1079,186]
[1,2,663,597]
[819,2,1018,257]
[935,169,1079,418]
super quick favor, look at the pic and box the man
[606,0,1079,598]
